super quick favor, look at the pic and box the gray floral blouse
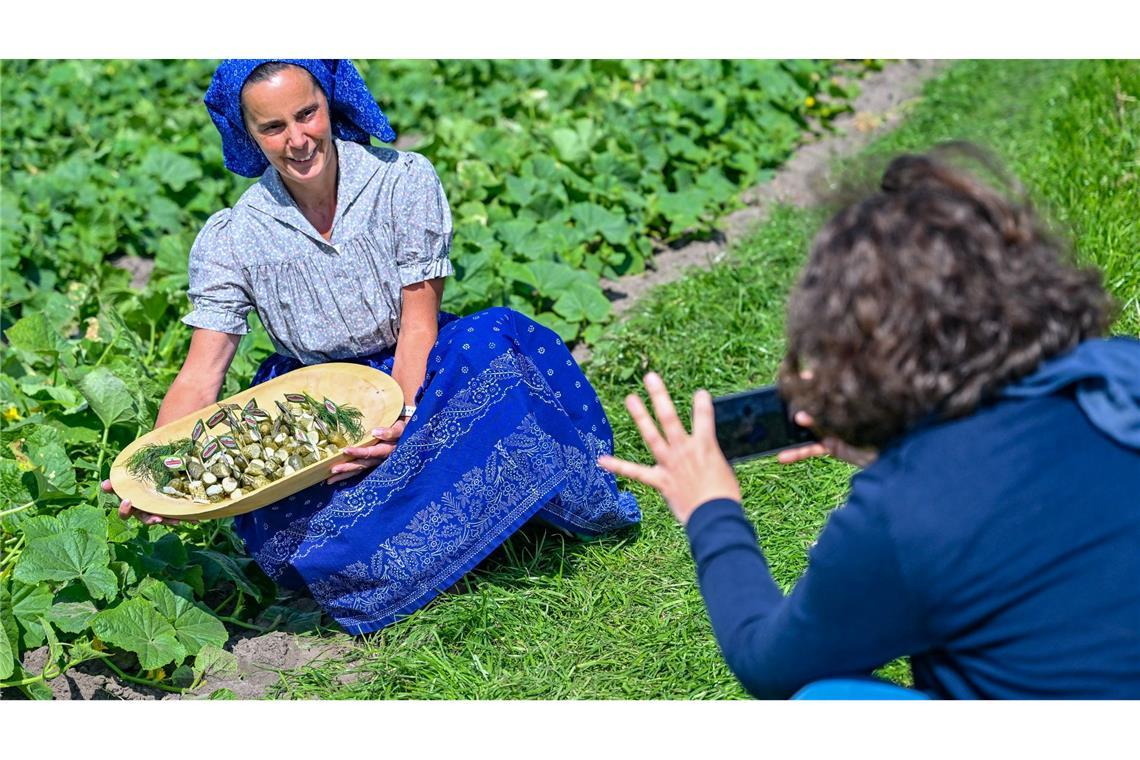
[182,139,454,364]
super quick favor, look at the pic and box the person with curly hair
[600,143,1140,699]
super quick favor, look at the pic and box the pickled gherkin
[126,392,369,504]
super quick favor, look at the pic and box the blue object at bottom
[232,307,640,634]
[792,678,930,700]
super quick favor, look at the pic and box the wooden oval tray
[110,363,403,520]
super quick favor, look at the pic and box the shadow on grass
[249,516,644,637]
[447,517,643,595]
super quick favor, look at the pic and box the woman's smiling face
[241,65,334,187]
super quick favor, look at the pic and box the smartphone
[712,385,818,463]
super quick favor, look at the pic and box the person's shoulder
[861,393,1085,527]
[190,207,235,253]
[343,140,438,178]
[232,169,278,212]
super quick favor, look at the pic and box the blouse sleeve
[391,153,455,288]
[181,209,254,335]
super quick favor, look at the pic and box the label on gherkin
[323,398,338,415]
[284,393,306,404]
[207,409,227,428]
[294,429,309,443]
[200,440,220,461]
[192,420,205,442]
[163,456,185,470]
[243,414,259,427]
[275,400,291,416]
[223,403,242,411]
[219,435,239,450]
[313,417,330,435]
[243,398,257,413]
[249,408,271,420]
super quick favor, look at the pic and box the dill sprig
[126,438,193,487]
[303,392,365,442]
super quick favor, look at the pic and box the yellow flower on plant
[3,406,20,422]
[145,668,167,681]
[804,96,817,108]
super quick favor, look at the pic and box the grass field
[270,59,1138,699]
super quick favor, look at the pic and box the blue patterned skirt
[233,307,640,634]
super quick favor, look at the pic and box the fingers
[326,458,382,484]
[117,499,133,520]
[776,443,830,464]
[101,479,113,493]
[597,455,661,489]
[691,389,715,443]
[624,393,669,463]
[644,372,687,443]
[794,411,815,428]
[342,442,396,460]
[371,420,406,443]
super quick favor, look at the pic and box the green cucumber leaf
[256,604,322,633]
[4,312,62,357]
[0,615,14,680]
[570,202,634,246]
[76,367,137,430]
[0,459,34,508]
[21,426,77,494]
[138,578,227,656]
[46,601,100,634]
[189,549,263,601]
[192,644,240,684]
[549,127,588,165]
[10,580,53,649]
[91,597,187,670]
[57,504,108,538]
[13,530,118,601]
[553,281,612,325]
[170,664,196,688]
[140,148,202,192]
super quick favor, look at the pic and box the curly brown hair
[778,142,1116,449]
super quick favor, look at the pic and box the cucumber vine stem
[90,425,111,499]
[101,657,186,694]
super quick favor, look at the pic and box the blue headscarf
[204,59,397,178]
[1000,336,1140,450]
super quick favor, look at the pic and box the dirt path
[29,59,946,701]
[573,59,946,363]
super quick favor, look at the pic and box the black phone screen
[712,385,818,463]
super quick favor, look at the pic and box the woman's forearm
[391,324,438,406]
[392,278,445,407]
[154,372,225,427]
[152,328,240,428]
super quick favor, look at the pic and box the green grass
[267,60,1137,699]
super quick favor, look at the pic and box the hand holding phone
[712,385,818,463]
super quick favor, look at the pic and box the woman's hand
[598,372,741,526]
[101,480,187,526]
[326,421,407,484]
[776,411,879,468]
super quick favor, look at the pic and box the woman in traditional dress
[103,59,639,634]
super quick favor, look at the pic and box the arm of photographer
[599,372,928,699]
